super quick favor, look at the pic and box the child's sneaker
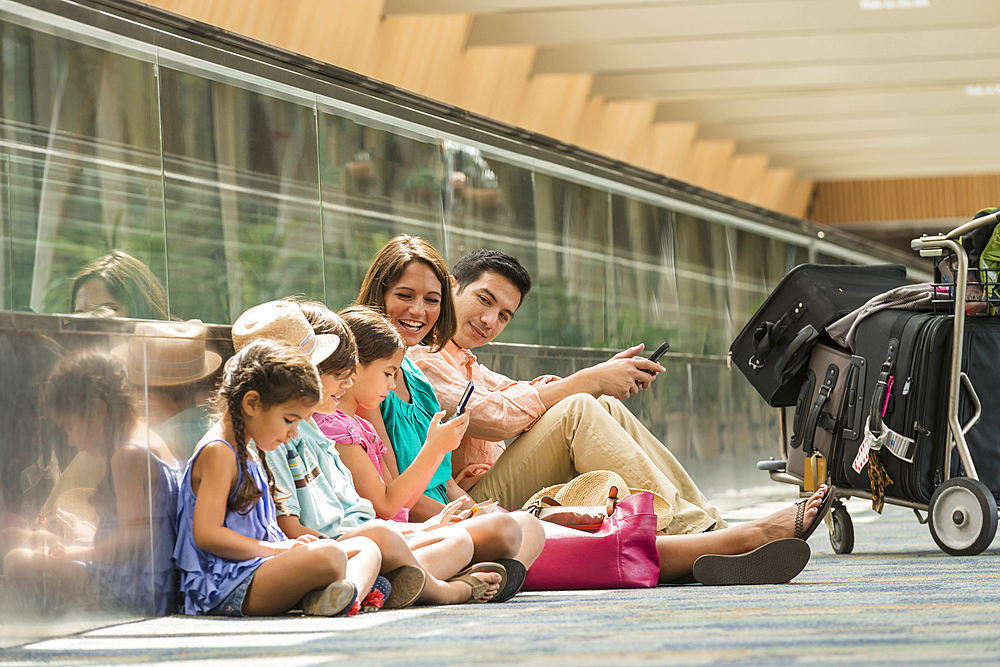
[300,581,357,617]
[360,575,391,614]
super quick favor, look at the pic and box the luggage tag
[803,452,827,492]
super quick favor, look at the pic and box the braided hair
[213,340,321,513]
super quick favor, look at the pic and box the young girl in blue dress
[173,339,381,617]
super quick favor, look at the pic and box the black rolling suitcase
[730,264,909,408]
[955,317,1000,501]
[831,310,952,505]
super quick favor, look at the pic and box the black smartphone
[454,380,474,416]
[642,342,670,375]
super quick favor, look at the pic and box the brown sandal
[796,485,837,541]
[447,562,507,604]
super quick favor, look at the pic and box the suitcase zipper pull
[901,377,912,396]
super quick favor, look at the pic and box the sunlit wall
[0,0,925,635]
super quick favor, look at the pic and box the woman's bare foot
[752,485,827,545]
[445,571,501,604]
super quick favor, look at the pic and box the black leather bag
[730,263,909,407]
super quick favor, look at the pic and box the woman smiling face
[382,260,444,348]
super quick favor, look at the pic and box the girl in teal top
[379,356,453,504]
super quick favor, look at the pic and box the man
[409,250,727,535]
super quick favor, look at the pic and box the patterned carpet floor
[4,498,1000,666]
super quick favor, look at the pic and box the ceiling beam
[592,58,1000,99]
[654,87,1000,123]
[534,27,1000,75]
[467,1,997,47]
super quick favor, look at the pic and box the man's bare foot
[752,485,827,545]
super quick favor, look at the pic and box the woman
[356,235,544,600]
[355,234,836,585]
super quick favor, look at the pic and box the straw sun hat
[232,300,339,366]
[114,320,222,387]
[522,470,674,532]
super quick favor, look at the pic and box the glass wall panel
[1,22,166,317]
[611,196,679,352]
[318,112,444,310]
[159,69,323,324]
[534,174,611,348]
[442,143,538,344]
[670,212,731,356]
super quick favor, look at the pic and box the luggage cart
[758,210,1000,556]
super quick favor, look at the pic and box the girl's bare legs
[358,522,500,604]
[242,539,358,615]
[336,536,382,599]
[657,486,827,584]
[406,525,475,580]
[461,513,522,563]
[507,511,545,567]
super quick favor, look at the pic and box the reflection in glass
[611,197,678,351]
[70,250,169,319]
[535,174,611,348]
[318,113,444,311]
[443,143,538,344]
[159,70,323,324]
[1,24,166,316]
[3,347,179,616]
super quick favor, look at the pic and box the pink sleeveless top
[313,411,409,523]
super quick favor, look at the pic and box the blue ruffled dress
[173,439,286,615]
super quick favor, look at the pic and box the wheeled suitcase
[832,310,952,505]
[786,343,867,482]
[730,264,909,407]
[955,317,1000,501]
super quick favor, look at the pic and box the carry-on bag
[787,343,867,482]
[730,264,909,407]
[833,310,952,505]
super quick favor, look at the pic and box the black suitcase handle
[868,338,898,436]
[800,362,840,453]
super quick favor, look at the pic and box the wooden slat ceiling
[386,0,1000,183]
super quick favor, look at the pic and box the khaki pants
[469,394,726,535]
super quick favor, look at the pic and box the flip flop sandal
[692,538,811,586]
[300,581,358,616]
[796,485,838,541]
[383,565,426,610]
[489,558,526,604]
[447,562,507,604]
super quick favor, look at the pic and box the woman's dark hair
[44,349,138,514]
[451,249,532,307]
[70,250,170,320]
[337,305,405,365]
[212,340,321,513]
[356,235,455,351]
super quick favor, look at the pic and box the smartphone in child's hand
[454,380,474,416]
[641,342,670,375]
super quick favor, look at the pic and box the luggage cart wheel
[829,501,854,555]
[928,478,998,556]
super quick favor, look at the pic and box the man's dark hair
[451,250,532,306]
